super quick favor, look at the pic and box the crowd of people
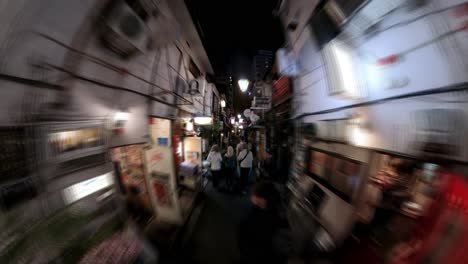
[206,136,254,195]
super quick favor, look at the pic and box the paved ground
[183,185,252,264]
[154,183,252,264]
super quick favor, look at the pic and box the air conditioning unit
[101,0,150,58]
[276,48,300,77]
[342,0,406,36]
[186,77,207,97]
[309,0,406,46]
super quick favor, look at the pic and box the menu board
[111,144,148,196]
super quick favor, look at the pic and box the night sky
[185,0,284,111]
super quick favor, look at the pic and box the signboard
[150,117,171,147]
[272,76,292,104]
[182,137,203,189]
[251,96,271,110]
[62,172,114,205]
[183,137,202,167]
[111,144,149,206]
[144,146,181,223]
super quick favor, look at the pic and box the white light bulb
[238,79,249,92]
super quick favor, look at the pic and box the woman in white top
[207,144,223,189]
[237,143,253,194]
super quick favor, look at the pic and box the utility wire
[33,32,192,105]
[44,64,191,108]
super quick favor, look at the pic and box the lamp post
[238,79,249,93]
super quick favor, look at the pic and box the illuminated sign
[62,172,114,205]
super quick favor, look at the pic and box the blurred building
[277,0,468,257]
[0,0,217,261]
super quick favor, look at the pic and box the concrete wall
[283,0,468,243]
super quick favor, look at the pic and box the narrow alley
[1,0,468,264]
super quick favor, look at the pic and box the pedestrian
[238,143,253,194]
[238,181,285,264]
[206,144,223,189]
[224,146,237,191]
[236,136,246,156]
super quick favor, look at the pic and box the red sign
[272,76,292,104]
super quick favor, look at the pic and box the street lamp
[220,99,226,108]
[238,79,249,93]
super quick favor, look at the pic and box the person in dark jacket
[238,181,285,264]
[224,146,237,191]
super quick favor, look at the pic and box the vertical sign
[144,145,181,223]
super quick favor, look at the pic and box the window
[189,58,201,78]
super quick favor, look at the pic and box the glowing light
[114,111,129,121]
[230,118,235,125]
[186,121,194,131]
[177,142,183,155]
[238,79,249,92]
[220,100,226,108]
[350,127,367,146]
[63,172,114,205]
[194,116,213,125]
[237,114,241,119]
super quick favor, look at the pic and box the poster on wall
[144,145,181,222]
[184,137,202,167]
[111,144,147,194]
[150,117,171,146]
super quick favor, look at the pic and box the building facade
[279,0,468,244]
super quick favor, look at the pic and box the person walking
[238,181,285,264]
[206,144,223,189]
[236,136,246,156]
[224,146,237,191]
[238,143,253,194]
